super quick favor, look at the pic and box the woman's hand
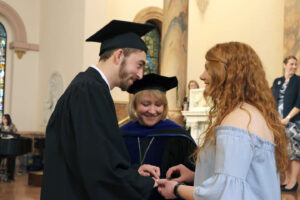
[166,164,194,183]
[280,117,290,126]
[157,179,178,199]
[138,164,160,179]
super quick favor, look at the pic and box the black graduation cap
[86,20,155,56]
[128,73,178,94]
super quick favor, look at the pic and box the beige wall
[38,0,85,131]
[188,0,284,88]
[1,0,40,132]
[83,0,108,69]
[284,0,300,75]
[105,0,284,100]
[107,0,163,21]
[0,0,294,132]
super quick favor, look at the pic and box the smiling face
[188,81,199,90]
[284,58,298,78]
[135,90,167,127]
[200,62,212,93]
[2,116,7,125]
[118,50,146,91]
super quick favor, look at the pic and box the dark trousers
[0,156,16,180]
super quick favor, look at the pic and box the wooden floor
[282,188,300,200]
[282,192,300,200]
[0,173,299,200]
[0,174,40,200]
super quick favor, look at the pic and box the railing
[118,116,130,126]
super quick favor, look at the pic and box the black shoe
[281,184,286,189]
[281,182,298,192]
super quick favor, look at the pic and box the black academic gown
[121,120,197,200]
[41,67,154,200]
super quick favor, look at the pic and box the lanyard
[137,136,155,165]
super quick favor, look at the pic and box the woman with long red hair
[157,42,288,200]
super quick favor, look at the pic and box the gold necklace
[137,136,155,165]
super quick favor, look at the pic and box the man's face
[119,51,146,91]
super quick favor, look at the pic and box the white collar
[90,65,110,90]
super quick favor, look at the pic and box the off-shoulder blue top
[194,125,280,200]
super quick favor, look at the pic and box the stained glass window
[0,23,7,122]
[142,22,160,75]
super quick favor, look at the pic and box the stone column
[182,107,209,145]
[160,0,188,125]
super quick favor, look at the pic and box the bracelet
[173,183,185,199]
[287,115,291,120]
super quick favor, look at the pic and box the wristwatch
[174,183,185,199]
[287,115,291,120]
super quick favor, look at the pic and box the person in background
[121,73,197,200]
[182,80,199,130]
[157,42,288,200]
[272,56,300,192]
[0,114,18,181]
[41,20,161,200]
[0,114,18,133]
[183,80,200,112]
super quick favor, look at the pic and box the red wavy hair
[194,42,288,172]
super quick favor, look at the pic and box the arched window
[0,23,7,121]
[142,21,161,75]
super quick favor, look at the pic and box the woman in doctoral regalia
[120,73,197,200]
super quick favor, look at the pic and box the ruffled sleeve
[194,131,255,200]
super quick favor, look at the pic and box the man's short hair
[99,48,142,62]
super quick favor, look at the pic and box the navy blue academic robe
[121,119,197,200]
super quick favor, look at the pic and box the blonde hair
[188,80,199,89]
[194,42,288,172]
[128,89,168,122]
[186,80,200,98]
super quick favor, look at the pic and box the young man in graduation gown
[40,20,159,200]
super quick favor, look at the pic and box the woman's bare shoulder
[221,103,274,142]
